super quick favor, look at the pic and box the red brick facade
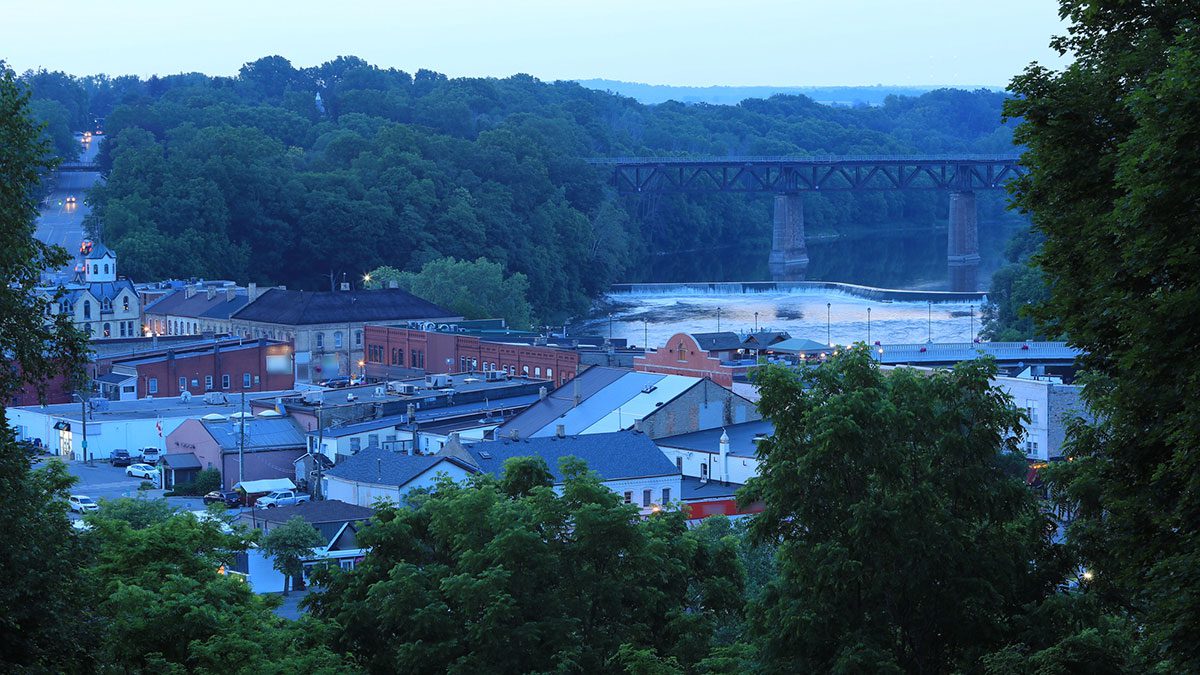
[120,340,295,397]
[634,333,735,387]
[363,326,579,386]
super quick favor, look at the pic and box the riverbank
[609,281,987,304]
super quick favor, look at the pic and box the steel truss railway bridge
[588,155,1026,291]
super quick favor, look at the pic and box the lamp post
[716,307,721,332]
[826,302,832,347]
[643,319,648,353]
[867,307,871,346]
[927,300,932,343]
[969,305,975,342]
[754,311,759,333]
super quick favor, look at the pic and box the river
[572,220,1022,347]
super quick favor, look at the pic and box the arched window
[534,367,541,377]
[83,300,91,319]
[103,264,109,274]
[547,368,553,380]
[103,323,111,337]
[101,298,112,312]
[59,300,69,313]
[92,264,98,275]
[122,296,130,312]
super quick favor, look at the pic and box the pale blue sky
[5,0,1070,86]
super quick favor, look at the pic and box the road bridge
[588,155,1026,291]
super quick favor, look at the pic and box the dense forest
[21,57,1018,322]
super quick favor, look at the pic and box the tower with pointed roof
[83,241,117,282]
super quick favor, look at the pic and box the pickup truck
[255,490,311,508]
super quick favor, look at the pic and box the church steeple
[82,240,117,282]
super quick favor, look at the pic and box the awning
[233,478,296,494]
[162,453,201,470]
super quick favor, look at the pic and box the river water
[573,220,1021,347]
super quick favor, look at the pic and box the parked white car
[126,463,158,480]
[68,495,99,513]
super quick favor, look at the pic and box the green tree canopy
[260,515,325,595]
[744,350,1059,672]
[1005,2,1200,669]
[308,458,743,673]
[366,256,534,328]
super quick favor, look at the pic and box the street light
[927,300,932,343]
[867,307,871,346]
[754,311,759,333]
[826,302,832,347]
[716,307,721,332]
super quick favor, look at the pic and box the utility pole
[716,307,721,332]
[238,391,246,484]
[969,305,975,342]
[826,302,831,347]
[313,407,324,500]
[867,307,871,346]
[927,301,932,343]
[79,395,88,465]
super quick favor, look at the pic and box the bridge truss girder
[598,157,1025,194]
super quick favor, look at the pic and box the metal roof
[325,448,477,487]
[162,452,202,469]
[494,367,628,439]
[12,389,299,422]
[201,417,306,452]
[143,288,249,320]
[462,430,679,482]
[680,476,743,500]
[877,341,1080,365]
[657,420,774,458]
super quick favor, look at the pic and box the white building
[992,368,1089,461]
[5,390,296,462]
[38,242,141,341]
[655,420,772,485]
[321,448,479,507]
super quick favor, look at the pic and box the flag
[156,419,163,437]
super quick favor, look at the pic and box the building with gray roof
[321,447,479,507]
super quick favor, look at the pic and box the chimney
[449,431,460,445]
[226,288,235,302]
[573,378,580,407]
[377,457,382,482]
[509,429,519,441]
[184,285,196,299]
[247,282,258,302]
[555,424,565,438]
[538,386,547,401]
[718,429,730,485]
[206,287,215,301]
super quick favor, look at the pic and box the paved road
[36,456,225,520]
[37,135,103,274]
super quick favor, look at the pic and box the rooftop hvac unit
[483,370,507,382]
[302,391,324,405]
[425,373,451,389]
[396,383,419,396]
[203,392,229,405]
[374,387,385,396]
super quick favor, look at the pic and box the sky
[4,0,1071,87]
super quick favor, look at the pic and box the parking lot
[36,456,222,518]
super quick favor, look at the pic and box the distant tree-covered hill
[24,57,1018,321]
[574,79,1001,106]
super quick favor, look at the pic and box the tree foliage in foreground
[307,457,744,673]
[261,515,325,595]
[1006,2,1200,669]
[744,351,1064,672]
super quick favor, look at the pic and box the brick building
[634,333,736,387]
[101,338,295,400]
[363,325,579,387]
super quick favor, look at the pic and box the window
[643,489,652,507]
[522,365,529,375]
[1026,399,1039,424]
[122,297,130,312]
[243,373,251,388]
[662,487,671,503]
[102,264,108,274]
[222,374,230,389]
[701,463,708,479]
[368,434,379,448]
[83,300,91,319]
[676,457,683,472]
[148,377,158,394]
[178,377,187,393]
[92,264,98,275]
[119,323,126,337]
[191,379,199,388]
[59,300,70,313]
[349,437,361,453]
[102,323,111,337]
[315,332,324,349]
[534,367,541,377]
[355,330,362,346]
[101,298,112,312]
[334,331,343,349]
[547,368,553,380]
[623,491,632,504]
[205,376,213,390]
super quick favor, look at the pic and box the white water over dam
[578,282,987,348]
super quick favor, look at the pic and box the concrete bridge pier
[768,193,809,281]
[947,190,981,292]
